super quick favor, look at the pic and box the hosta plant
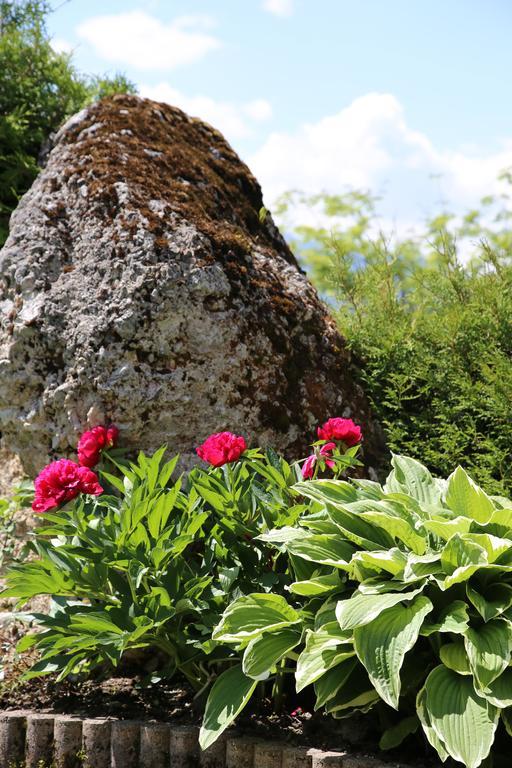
[201,455,512,768]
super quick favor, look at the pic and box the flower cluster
[33,460,103,513]
[32,417,361,513]
[301,417,362,479]
[78,425,119,468]
[196,432,247,467]
[32,424,118,513]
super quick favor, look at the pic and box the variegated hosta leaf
[467,582,512,622]
[421,600,469,636]
[416,684,449,761]
[292,479,358,506]
[313,657,358,709]
[358,508,427,555]
[384,454,442,506]
[476,668,512,708]
[419,665,499,768]
[464,618,512,689]
[212,593,300,645]
[322,660,380,714]
[379,715,419,750]
[336,585,425,631]
[403,552,443,582]
[242,628,301,680]
[350,548,407,578]
[445,466,495,524]
[295,622,354,691]
[285,533,355,569]
[289,571,342,596]
[439,642,471,675]
[353,595,433,708]
[199,665,257,750]
[326,505,394,550]
[422,515,473,541]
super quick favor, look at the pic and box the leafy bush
[204,454,512,768]
[2,446,305,687]
[276,186,512,496]
[0,0,136,245]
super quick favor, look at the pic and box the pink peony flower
[32,459,103,513]
[78,424,119,468]
[301,442,336,479]
[317,417,362,446]
[196,432,247,467]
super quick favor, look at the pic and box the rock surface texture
[0,95,382,475]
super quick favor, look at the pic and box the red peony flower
[32,459,103,513]
[196,432,247,467]
[78,424,119,468]
[302,442,336,479]
[317,417,362,446]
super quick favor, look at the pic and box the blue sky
[47,0,512,234]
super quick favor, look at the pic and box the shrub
[204,454,512,768]
[0,0,136,245]
[276,186,512,496]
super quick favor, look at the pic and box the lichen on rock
[0,94,383,475]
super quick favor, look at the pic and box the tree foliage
[0,0,136,244]
[276,182,512,495]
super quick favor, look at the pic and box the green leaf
[422,515,473,541]
[353,595,433,708]
[359,509,426,555]
[293,479,358,506]
[313,657,358,708]
[477,668,512,707]
[467,582,512,622]
[379,716,419,750]
[350,548,407,577]
[445,466,495,524]
[441,533,488,572]
[242,628,301,680]
[212,594,300,645]
[199,665,257,750]
[286,533,355,569]
[289,572,342,596]
[336,586,425,631]
[439,642,471,675]
[419,666,498,768]
[464,618,512,689]
[322,662,380,714]
[296,622,354,691]
[502,707,512,738]
[384,455,441,506]
[421,601,470,637]
[416,684,449,762]
[326,504,394,550]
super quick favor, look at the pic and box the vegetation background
[1,0,511,494]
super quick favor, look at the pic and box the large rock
[0,95,382,475]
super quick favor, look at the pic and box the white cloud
[77,11,221,71]
[51,37,73,54]
[249,93,512,233]
[262,0,294,17]
[141,83,272,140]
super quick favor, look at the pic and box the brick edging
[0,710,428,768]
